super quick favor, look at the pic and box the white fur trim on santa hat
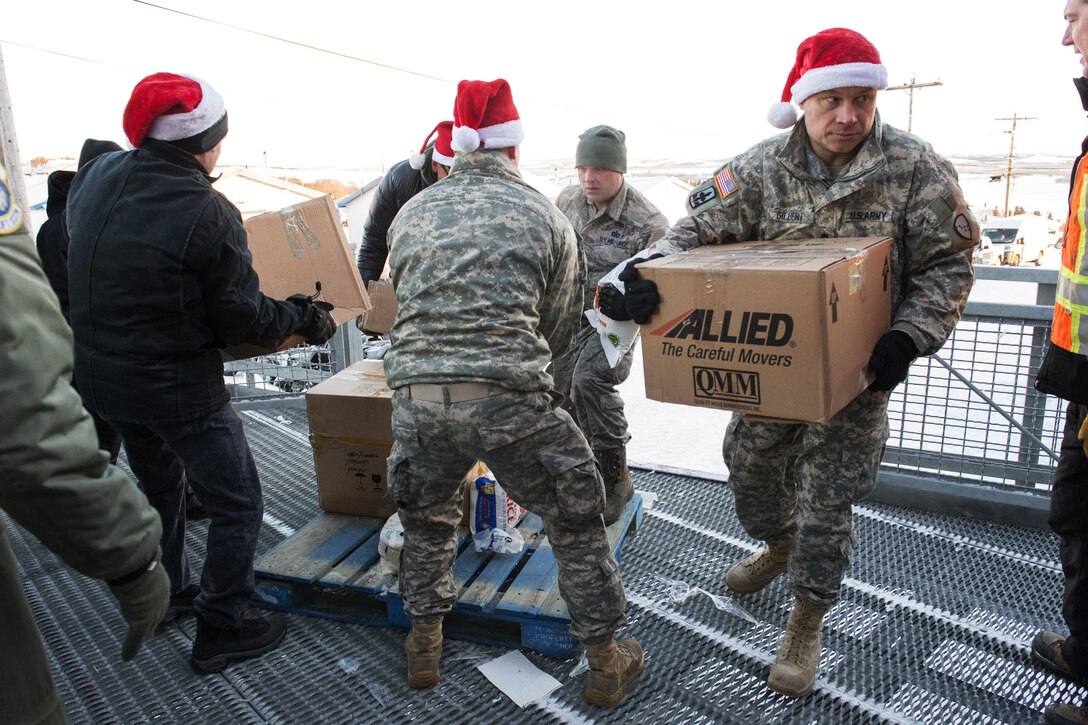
[453,119,524,153]
[409,151,427,170]
[432,148,454,166]
[477,119,524,150]
[789,61,888,107]
[768,102,801,129]
[146,75,226,142]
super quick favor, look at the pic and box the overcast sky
[1,0,1082,171]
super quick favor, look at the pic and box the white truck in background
[978,215,1050,266]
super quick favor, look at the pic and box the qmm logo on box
[692,366,761,405]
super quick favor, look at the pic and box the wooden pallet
[253,494,643,658]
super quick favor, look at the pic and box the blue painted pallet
[253,494,643,658]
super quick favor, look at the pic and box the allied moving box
[306,359,470,521]
[224,195,371,360]
[357,279,398,334]
[637,237,892,424]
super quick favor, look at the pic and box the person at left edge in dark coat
[66,72,337,675]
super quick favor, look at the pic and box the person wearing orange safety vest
[1032,9,1088,722]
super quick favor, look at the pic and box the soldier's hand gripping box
[636,237,892,424]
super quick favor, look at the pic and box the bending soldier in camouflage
[619,28,977,698]
[554,125,668,524]
[385,79,643,708]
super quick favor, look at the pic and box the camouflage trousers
[552,325,634,452]
[723,390,889,607]
[387,387,626,641]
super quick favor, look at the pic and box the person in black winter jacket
[66,72,336,675]
[356,120,454,286]
[37,139,126,465]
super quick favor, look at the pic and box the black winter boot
[190,612,287,674]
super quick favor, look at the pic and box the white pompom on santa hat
[768,27,888,129]
[122,72,227,151]
[451,78,524,153]
[409,120,456,170]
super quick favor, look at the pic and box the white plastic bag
[378,512,404,575]
[591,250,658,368]
[467,462,526,554]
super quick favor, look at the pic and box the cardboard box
[305,359,470,521]
[357,280,398,334]
[637,237,892,424]
[224,195,371,360]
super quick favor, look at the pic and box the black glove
[288,294,337,345]
[867,330,917,392]
[616,253,665,283]
[597,285,631,321]
[107,547,170,661]
[617,254,665,324]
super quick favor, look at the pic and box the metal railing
[225,323,363,408]
[874,264,1061,527]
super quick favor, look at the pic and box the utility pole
[0,44,29,227]
[996,113,1037,217]
[886,75,943,132]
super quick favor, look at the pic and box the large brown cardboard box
[357,280,398,334]
[224,195,371,360]
[637,237,892,424]
[306,359,470,521]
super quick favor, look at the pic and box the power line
[995,113,1037,217]
[130,0,452,85]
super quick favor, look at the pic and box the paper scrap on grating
[635,489,658,511]
[477,650,562,707]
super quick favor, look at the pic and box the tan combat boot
[600,448,634,525]
[584,636,645,708]
[767,596,829,697]
[725,541,792,595]
[404,620,443,688]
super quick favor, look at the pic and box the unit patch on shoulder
[0,169,23,236]
[688,185,716,210]
[953,213,973,240]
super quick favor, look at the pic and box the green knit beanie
[575,125,627,173]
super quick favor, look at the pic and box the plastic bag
[378,512,404,575]
[590,250,658,368]
[467,461,526,554]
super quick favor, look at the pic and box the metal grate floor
[8,405,1086,724]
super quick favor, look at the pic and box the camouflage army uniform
[384,149,626,641]
[553,182,668,451]
[651,112,977,607]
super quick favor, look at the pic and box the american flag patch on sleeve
[714,166,738,199]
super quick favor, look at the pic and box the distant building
[336,178,381,255]
[213,167,326,219]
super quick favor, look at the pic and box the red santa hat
[409,120,455,170]
[768,28,888,129]
[122,72,228,152]
[451,79,524,153]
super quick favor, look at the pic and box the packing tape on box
[309,434,394,453]
[282,208,320,258]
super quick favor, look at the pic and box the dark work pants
[110,402,263,630]
[1050,400,1088,681]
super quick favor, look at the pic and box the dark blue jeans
[1051,401,1088,683]
[110,402,263,629]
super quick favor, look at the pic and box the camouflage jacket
[649,112,978,355]
[556,181,668,314]
[385,150,582,391]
